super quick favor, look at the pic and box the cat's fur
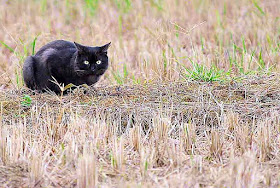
[23,40,111,93]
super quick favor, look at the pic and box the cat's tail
[23,56,37,90]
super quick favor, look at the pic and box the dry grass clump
[0,76,279,187]
[0,0,280,187]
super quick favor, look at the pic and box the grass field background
[0,0,279,187]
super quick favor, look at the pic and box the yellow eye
[84,60,89,65]
[96,60,102,65]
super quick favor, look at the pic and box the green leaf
[21,95,32,107]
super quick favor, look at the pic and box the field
[0,0,280,187]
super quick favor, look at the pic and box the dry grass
[0,0,280,187]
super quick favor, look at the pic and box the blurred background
[0,0,279,89]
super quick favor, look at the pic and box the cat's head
[73,42,111,77]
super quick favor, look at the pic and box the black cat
[23,40,111,93]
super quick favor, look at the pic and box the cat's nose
[91,67,95,72]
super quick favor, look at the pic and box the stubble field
[0,0,280,187]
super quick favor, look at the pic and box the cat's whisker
[75,70,86,72]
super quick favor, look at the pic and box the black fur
[23,40,111,93]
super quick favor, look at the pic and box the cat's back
[35,40,76,57]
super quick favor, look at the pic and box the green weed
[114,0,131,13]
[21,94,32,107]
[31,35,39,55]
[252,0,265,16]
[183,60,226,82]
[85,0,99,16]
[0,41,15,53]
[148,0,164,11]
[112,63,128,85]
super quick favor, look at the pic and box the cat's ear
[99,42,111,53]
[74,42,87,53]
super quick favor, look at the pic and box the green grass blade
[253,0,265,15]
[32,36,39,55]
[0,41,15,53]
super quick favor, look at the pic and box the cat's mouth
[75,69,106,77]
[75,69,88,76]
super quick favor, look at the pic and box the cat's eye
[84,60,89,65]
[96,60,102,65]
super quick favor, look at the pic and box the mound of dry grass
[0,75,279,187]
